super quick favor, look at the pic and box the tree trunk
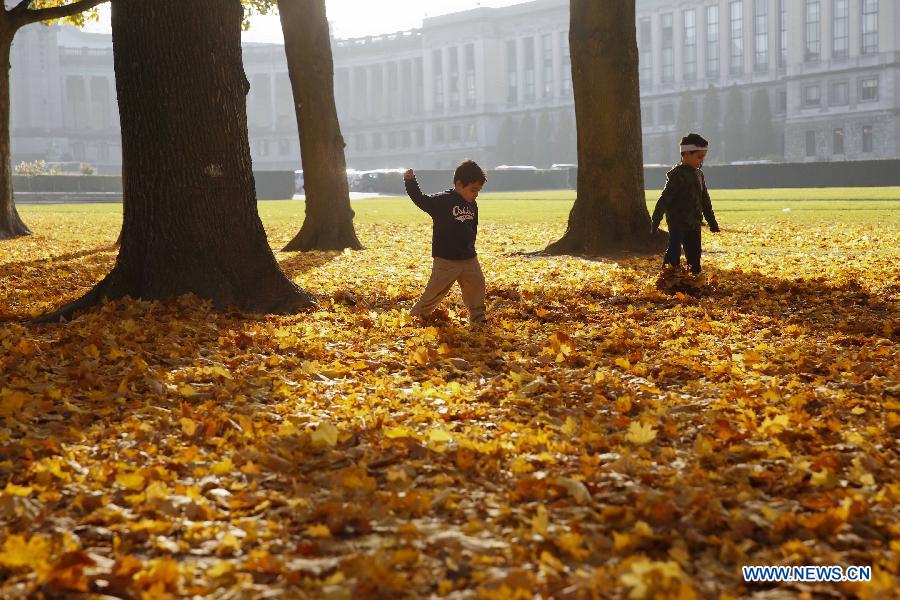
[546,0,662,256]
[0,25,30,240]
[278,0,361,252]
[43,0,313,321]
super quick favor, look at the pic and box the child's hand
[403,169,415,181]
[709,224,721,233]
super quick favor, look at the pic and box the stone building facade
[8,0,899,173]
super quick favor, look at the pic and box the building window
[356,134,367,152]
[450,124,461,142]
[506,40,517,104]
[833,0,849,59]
[561,33,572,94]
[776,89,787,113]
[706,6,720,78]
[729,1,743,75]
[279,139,291,156]
[641,104,654,126]
[862,126,873,152]
[387,131,397,149]
[778,0,787,67]
[416,128,424,147]
[754,0,768,72]
[833,128,844,155]
[465,43,476,107]
[524,37,535,102]
[859,77,879,101]
[861,0,878,54]
[639,18,652,84]
[372,132,382,150]
[661,103,675,124]
[433,50,444,111]
[805,131,816,157]
[433,125,444,144]
[541,34,553,98]
[805,0,820,62]
[466,122,478,142]
[401,130,411,148]
[260,140,269,157]
[803,84,821,107]
[449,47,460,109]
[829,81,849,105]
[660,13,674,84]
[683,10,697,82]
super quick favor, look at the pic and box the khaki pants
[411,257,486,323]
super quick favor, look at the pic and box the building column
[696,8,707,83]
[423,51,434,114]
[365,65,374,119]
[552,29,562,99]
[458,46,467,110]
[82,77,91,130]
[346,68,356,120]
[533,35,543,102]
[848,0,861,58]
[382,62,390,119]
[516,37,526,104]
[769,0,779,72]
[475,40,487,108]
[744,0,754,75]
[674,9,684,85]
[651,13,662,86]
[821,0,833,62]
[269,72,277,129]
[787,0,805,67]
[442,46,451,113]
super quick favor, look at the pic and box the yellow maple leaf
[116,472,146,491]
[180,417,198,436]
[626,421,658,446]
[0,534,52,571]
[311,421,339,447]
[3,483,33,497]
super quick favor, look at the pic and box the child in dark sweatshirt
[651,132,720,274]
[404,160,487,324]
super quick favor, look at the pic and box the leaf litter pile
[0,212,898,598]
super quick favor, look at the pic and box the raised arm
[404,169,432,215]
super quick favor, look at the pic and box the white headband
[680,144,706,152]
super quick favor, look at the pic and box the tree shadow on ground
[277,250,341,279]
[0,244,116,269]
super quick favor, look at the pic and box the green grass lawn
[17,187,900,232]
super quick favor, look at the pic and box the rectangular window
[641,104,654,126]
[805,131,816,156]
[542,34,553,98]
[805,0,820,62]
[754,0,768,72]
[561,33,572,94]
[433,50,444,111]
[372,132,382,150]
[861,0,878,54]
[730,1,744,75]
[415,128,424,147]
[524,37,535,102]
[859,77,879,101]
[356,134,367,152]
[661,103,675,124]
[661,13,674,83]
[833,128,844,154]
[433,125,444,144]
[465,44,476,107]
[862,125,873,152]
[776,89,787,113]
[401,130,411,148]
[279,139,290,156]
[639,18,653,83]
[803,84,821,107]
[684,10,697,82]
[706,6,720,78]
[829,81,849,105]
[833,0,849,59]
[466,122,478,142]
[778,0,787,67]
[387,131,397,149]
[450,124,461,142]
[506,40,517,104]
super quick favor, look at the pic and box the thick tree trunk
[43,0,313,321]
[546,0,663,256]
[0,26,31,240]
[278,0,362,252]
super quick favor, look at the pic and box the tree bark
[0,22,30,240]
[546,0,663,256]
[277,0,361,252]
[43,0,313,321]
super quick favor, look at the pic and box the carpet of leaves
[0,213,898,599]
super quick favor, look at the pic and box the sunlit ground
[1,192,897,598]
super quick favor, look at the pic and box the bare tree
[0,0,108,240]
[278,0,361,251]
[546,0,661,255]
[44,0,313,320]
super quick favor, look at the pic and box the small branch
[18,0,107,27]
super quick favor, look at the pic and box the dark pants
[663,226,702,274]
